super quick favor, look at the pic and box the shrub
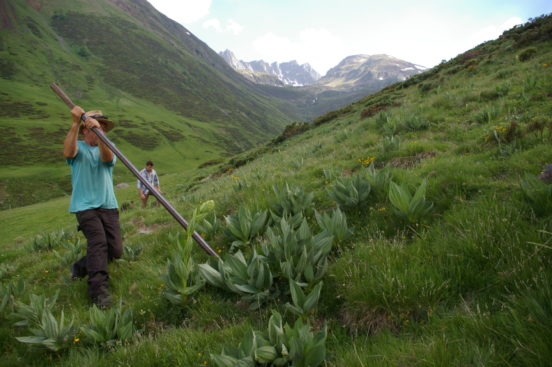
[404,116,430,132]
[11,292,59,328]
[285,280,323,320]
[28,229,73,252]
[0,280,25,316]
[381,119,401,136]
[269,184,314,217]
[474,105,501,124]
[418,81,438,94]
[388,180,433,224]
[80,303,136,347]
[163,245,205,306]
[271,122,310,145]
[225,207,268,251]
[517,47,537,62]
[197,214,222,240]
[479,84,510,101]
[210,311,327,367]
[16,309,75,352]
[261,218,333,284]
[53,238,84,267]
[312,105,353,126]
[199,250,274,310]
[163,202,213,306]
[328,174,371,209]
[122,242,145,262]
[375,111,391,128]
[381,136,401,156]
[315,208,352,245]
[365,164,392,203]
[360,104,389,119]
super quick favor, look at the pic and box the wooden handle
[50,83,76,109]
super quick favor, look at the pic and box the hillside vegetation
[0,0,297,209]
[1,14,552,367]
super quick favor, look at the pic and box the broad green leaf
[303,282,323,313]
[198,263,224,288]
[254,345,277,363]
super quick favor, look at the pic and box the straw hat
[80,110,115,133]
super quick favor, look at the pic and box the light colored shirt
[66,141,118,213]
[137,168,159,195]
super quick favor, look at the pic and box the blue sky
[147,0,552,75]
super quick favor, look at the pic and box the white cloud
[470,17,523,44]
[147,0,211,24]
[203,18,244,35]
[227,19,244,35]
[203,18,222,32]
[251,28,345,74]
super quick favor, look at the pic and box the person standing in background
[137,160,160,208]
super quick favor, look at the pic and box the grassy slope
[0,0,295,209]
[1,14,552,366]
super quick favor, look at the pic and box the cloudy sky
[147,0,552,75]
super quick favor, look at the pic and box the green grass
[1,12,552,367]
[0,0,298,209]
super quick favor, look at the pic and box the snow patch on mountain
[219,49,321,87]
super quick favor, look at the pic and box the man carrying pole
[51,82,217,260]
[64,105,122,308]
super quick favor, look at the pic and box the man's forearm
[63,123,79,158]
[98,140,114,162]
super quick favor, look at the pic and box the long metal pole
[50,83,218,257]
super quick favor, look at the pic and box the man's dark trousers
[72,208,123,301]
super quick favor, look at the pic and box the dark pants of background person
[72,208,123,301]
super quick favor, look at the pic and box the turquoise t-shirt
[67,141,118,213]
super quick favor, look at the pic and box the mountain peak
[320,54,426,90]
[219,50,321,87]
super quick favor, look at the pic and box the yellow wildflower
[358,156,376,167]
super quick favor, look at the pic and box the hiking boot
[92,293,113,309]
[71,263,85,280]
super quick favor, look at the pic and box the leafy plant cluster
[211,311,326,367]
[200,216,332,310]
[28,229,75,252]
[327,164,432,225]
[165,192,334,366]
[162,201,214,306]
[9,291,137,352]
[377,112,431,137]
[53,238,84,267]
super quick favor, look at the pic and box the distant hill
[0,0,304,209]
[219,49,321,87]
[220,51,425,92]
[219,51,426,121]
[317,54,426,90]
